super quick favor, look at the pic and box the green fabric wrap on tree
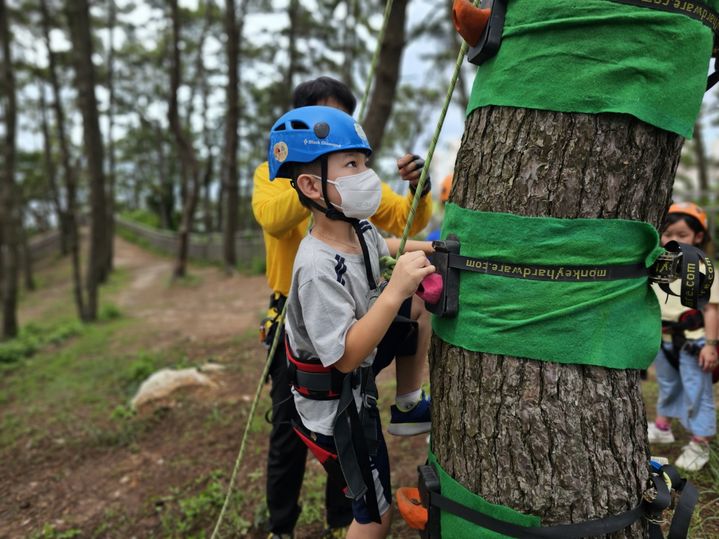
[427,451,541,537]
[468,0,717,138]
[432,204,664,369]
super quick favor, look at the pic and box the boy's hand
[385,251,435,303]
[699,344,718,372]
[397,154,425,186]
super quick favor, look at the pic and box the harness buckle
[648,250,682,285]
[362,393,378,410]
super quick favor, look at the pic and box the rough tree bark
[0,0,19,338]
[362,0,408,154]
[168,0,201,279]
[222,0,240,271]
[40,0,85,319]
[431,107,681,536]
[66,0,108,320]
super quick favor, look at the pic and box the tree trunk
[66,0,108,320]
[19,207,35,292]
[431,106,681,535]
[168,0,201,279]
[105,0,117,274]
[222,0,240,271]
[40,0,85,320]
[39,84,68,255]
[361,0,408,154]
[0,0,19,338]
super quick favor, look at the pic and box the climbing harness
[661,309,719,383]
[398,460,699,539]
[425,236,715,318]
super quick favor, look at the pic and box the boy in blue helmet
[268,106,435,537]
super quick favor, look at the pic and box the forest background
[1,0,719,537]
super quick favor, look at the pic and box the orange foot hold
[396,486,428,530]
[452,0,491,47]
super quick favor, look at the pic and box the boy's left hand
[397,154,427,187]
[699,344,718,372]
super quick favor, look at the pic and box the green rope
[357,0,395,122]
[211,2,478,533]
[396,23,474,256]
[210,302,287,539]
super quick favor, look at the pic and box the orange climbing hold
[452,0,491,47]
[396,487,428,530]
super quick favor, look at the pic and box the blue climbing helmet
[268,106,372,180]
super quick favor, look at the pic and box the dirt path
[1,237,273,539]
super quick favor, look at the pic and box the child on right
[648,202,718,472]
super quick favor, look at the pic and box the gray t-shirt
[286,222,389,435]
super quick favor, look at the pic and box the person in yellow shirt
[252,77,433,539]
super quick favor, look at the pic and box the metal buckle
[649,251,682,285]
[362,393,378,409]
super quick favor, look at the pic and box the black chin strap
[313,156,377,291]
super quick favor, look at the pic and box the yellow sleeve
[251,161,310,238]
[370,181,434,237]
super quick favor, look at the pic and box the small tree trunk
[105,0,117,275]
[39,83,68,255]
[66,0,108,320]
[19,208,34,292]
[222,0,240,272]
[168,0,201,279]
[41,0,85,319]
[361,0,408,154]
[432,107,681,535]
[0,0,19,338]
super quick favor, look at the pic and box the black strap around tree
[420,462,696,539]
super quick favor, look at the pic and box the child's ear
[696,231,705,246]
[296,173,322,201]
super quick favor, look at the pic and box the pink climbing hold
[416,272,443,305]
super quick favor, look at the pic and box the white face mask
[316,169,382,220]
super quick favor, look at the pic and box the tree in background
[66,0,109,320]
[0,0,19,338]
[222,0,240,272]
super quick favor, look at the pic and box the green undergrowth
[158,470,256,538]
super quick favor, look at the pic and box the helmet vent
[290,120,310,130]
[273,124,286,131]
[313,122,330,139]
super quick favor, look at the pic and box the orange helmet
[668,202,708,232]
[440,174,453,202]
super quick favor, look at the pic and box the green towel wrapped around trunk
[468,0,717,138]
[432,204,664,369]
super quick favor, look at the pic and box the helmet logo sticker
[354,122,368,142]
[314,122,330,139]
[273,141,288,163]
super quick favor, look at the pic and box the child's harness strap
[285,337,382,523]
[654,241,714,309]
[416,461,698,538]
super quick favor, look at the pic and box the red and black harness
[286,220,418,524]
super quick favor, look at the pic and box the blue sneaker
[388,392,431,436]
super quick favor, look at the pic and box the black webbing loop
[657,241,714,309]
[333,369,381,524]
[350,219,378,291]
[419,462,698,539]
